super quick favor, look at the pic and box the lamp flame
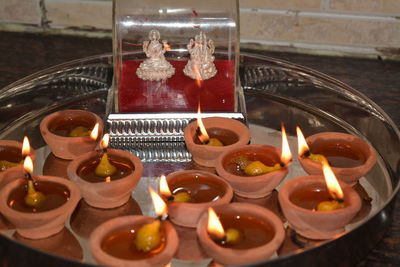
[322,160,344,200]
[90,123,99,141]
[23,155,33,174]
[105,176,111,183]
[101,134,110,149]
[196,104,210,144]
[207,207,225,240]
[163,42,172,51]
[296,126,310,157]
[281,125,292,165]
[159,175,172,197]
[193,65,203,88]
[149,186,168,218]
[22,136,30,157]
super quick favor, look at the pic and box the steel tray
[0,52,399,267]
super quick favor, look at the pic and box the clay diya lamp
[215,126,292,198]
[297,127,377,186]
[89,187,178,267]
[158,170,233,228]
[278,160,362,240]
[197,203,285,266]
[40,109,103,160]
[184,111,250,167]
[0,156,80,239]
[0,137,35,187]
[67,134,143,209]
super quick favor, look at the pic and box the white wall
[1,0,399,59]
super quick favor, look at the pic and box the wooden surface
[0,31,399,266]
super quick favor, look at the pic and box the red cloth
[118,60,235,112]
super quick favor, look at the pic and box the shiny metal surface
[0,52,399,267]
[107,112,245,162]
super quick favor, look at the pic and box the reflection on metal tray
[0,52,399,267]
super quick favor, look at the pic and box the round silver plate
[0,52,399,267]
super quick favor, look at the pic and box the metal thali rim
[0,52,399,267]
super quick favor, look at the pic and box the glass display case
[112,0,242,113]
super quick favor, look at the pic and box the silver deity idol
[136,29,175,81]
[183,32,217,81]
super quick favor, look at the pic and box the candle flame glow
[281,125,292,165]
[22,136,30,156]
[193,65,203,88]
[159,175,172,197]
[149,186,168,217]
[296,126,310,157]
[101,133,110,149]
[207,207,225,240]
[90,123,100,141]
[163,42,172,51]
[105,176,111,183]
[196,104,210,144]
[322,160,344,200]
[23,155,33,174]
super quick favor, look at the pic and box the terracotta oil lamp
[89,187,178,267]
[40,109,103,160]
[197,203,285,266]
[215,125,292,198]
[158,170,233,228]
[0,137,35,187]
[297,127,377,186]
[278,160,362,240]
[0,155,81,239]
[67,133,143,209]
[184,106,251,167]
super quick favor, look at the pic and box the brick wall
[1,0,399,58]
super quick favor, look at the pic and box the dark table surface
[0,31,399,266]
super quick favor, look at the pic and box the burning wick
[196,104,210,144]
[23,156,34,181]
[280,125,293,168]
[195,126,209,144]
[207,208,242,245]
[196,104,223,146]
[22,136,30,159]
[296,127,326,163]
[23,155,46,208]
[159,175,191,203]
[101,133,110,154]
[95,134,116,177]
[316,161,346,211]
[134,187,169,253]
[149,186,169,221]
[90,123,100,141]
